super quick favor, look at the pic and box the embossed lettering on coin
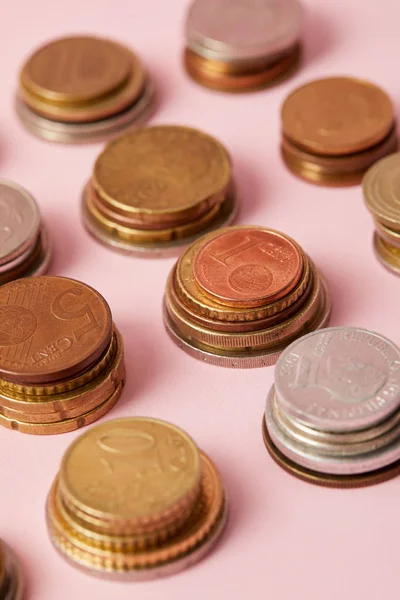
[0,181,40,263]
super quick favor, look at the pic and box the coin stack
[163,226,331,367]
[263,327,400,487]
[0,276,125,435]
[0,540,23,600]
[0,180,51,285]
[363,152,400,275]
[82,126,237,256]
[46,417,227,580]
[184,0,303,92]
[281,77,397,186]
[16,36,154,143]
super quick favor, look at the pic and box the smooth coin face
[0,276,111,384]
[186,0,303,60]
[0,181,40,266]
[59,418,201,522]
[93,126,231,216]
[193,227,303,306]
[21,36,132,104]
[363,152,400,229]
[275,327,400,432]
[282,77,394,155]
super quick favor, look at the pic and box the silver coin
[265,386,400,475]
[15,79,155,144]
[185,0,303,62]
[81,185,238,258]
[0,180,41,267]
[275,326,400,433]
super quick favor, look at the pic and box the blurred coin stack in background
[363,152,400,275]
[0,540,23,600]
[0,276,125,435]
[184,0,303,92]
[16,36,154,143]
[82,126,237,256]
[163,226,331,367]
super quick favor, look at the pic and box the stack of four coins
[0,277,125,435]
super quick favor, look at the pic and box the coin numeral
[210,235,263,265]
[52,288,99,341]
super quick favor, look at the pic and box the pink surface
[1,1,400,598]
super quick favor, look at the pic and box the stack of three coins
[0,276,125,435]
[164,226,331,367]
[0,180,51,285]
[0,540,23,600]
[82,126,237,256]
[363,152,400,275]
[46,418,227,579]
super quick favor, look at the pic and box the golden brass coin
[374,219,400,248]
[282,77,395,156]
[363,151,400,231]
[262,417,400,488]
[373,231,400,275]
[92,126,232,225]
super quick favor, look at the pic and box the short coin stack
[0,276,125,435]
[16,36,154,143]
[0,180,51,285]
[184,0,303,92]
[0,540,23,600]
[281,77,397,186]
[82,126,237,256]
[263,327,400,487]
[163,226,331,367]
[363,152,400,275]
[46,417,227,580]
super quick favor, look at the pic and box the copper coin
[193,227,303,307]
[21,36,133,105]
[0,276,112,384]
[281,77,394,156]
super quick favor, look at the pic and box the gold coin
[92,126,232,225]
[58,418,202,536]
[374,219,400,248]
[373,231,400,275]
[282,77,394,156]
[363,151,400,231]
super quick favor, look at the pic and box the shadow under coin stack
[82,126,237,256]
[46,417,227,580]
[0,540,23,600]
[0,276,125,435]
[16,36,154,143]
[263,327,400,487]
[184,0,303,92]
[163,226,331,367]
[281,77,397,185]
[0,180,51,284]
[363,152,400,275]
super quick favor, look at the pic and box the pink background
[1,0,400,598]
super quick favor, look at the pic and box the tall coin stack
[163,226,331,367]
[363,152,400,275]
[184,0,303,92]
[82,126,237,256]
[16,36,154,143]
[0,541,23,600]
[0,276,125,435]
[46,418,227,580]
[281,77,397,185]
[0,180,51,285]
[263,327,400,487]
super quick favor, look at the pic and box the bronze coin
[0,276,112,384]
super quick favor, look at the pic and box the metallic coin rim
[1,543,24,600]
[373,231,400,275]
[363,151,400,229]
[374,220,400,248]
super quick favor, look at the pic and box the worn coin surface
[193,227,303,307]
[282,77,394,156]
[186,0,303,61]
[0,276,112,384]
[275,326,400,432]
[363,151,400,230]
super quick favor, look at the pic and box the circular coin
[275,326,400,432]
[193,227,303,307]
[0,276,112,384]
[282,77,394,156]
[363,152,400,230]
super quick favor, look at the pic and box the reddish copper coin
[193,227,303,308]
[0,276,112,384]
